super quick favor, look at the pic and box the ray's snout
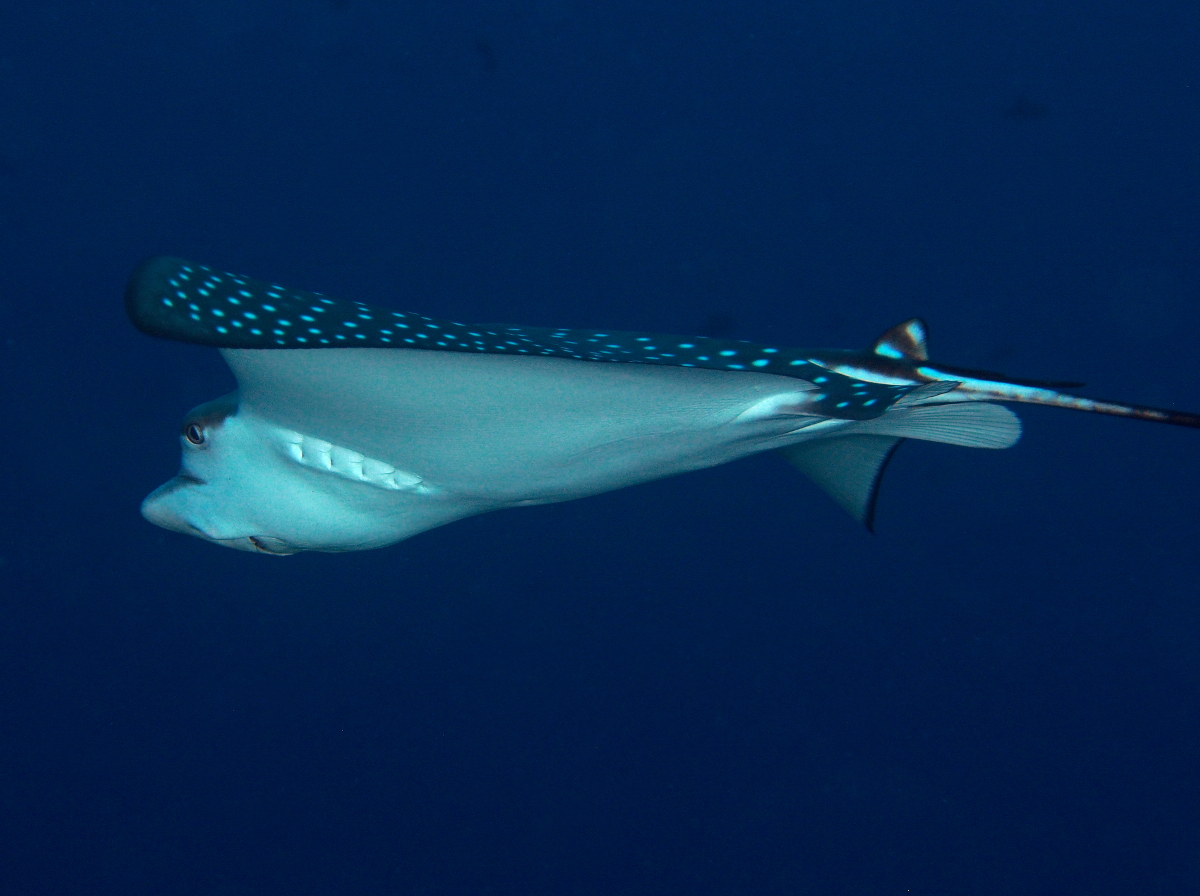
[140,475,207,538]
[141,479,288,554]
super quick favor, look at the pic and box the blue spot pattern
[126,257,916,420]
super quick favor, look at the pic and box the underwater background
[2,1,1200,893]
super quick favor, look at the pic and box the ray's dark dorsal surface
[125,256,918,421]
[128,256,1200,430]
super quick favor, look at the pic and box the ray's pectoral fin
[778,435,903,530]
[778,402,1023,530]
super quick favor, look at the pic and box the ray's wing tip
[125,255,176,327]
[125,255,190,301]
[125,256,209,343]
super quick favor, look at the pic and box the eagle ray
[127,257,1199,554]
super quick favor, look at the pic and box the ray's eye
[184,423,205,445]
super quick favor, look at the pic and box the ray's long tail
[825,317,1200,431]
[917,366,1200,430]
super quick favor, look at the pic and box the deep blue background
[2,2,1200,893]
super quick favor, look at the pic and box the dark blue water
[3,2,1199,893]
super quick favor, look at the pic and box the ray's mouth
[248,536,300,555]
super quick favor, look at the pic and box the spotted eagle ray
[127,257,1200,555]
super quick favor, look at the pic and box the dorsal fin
[871,318,928,361]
